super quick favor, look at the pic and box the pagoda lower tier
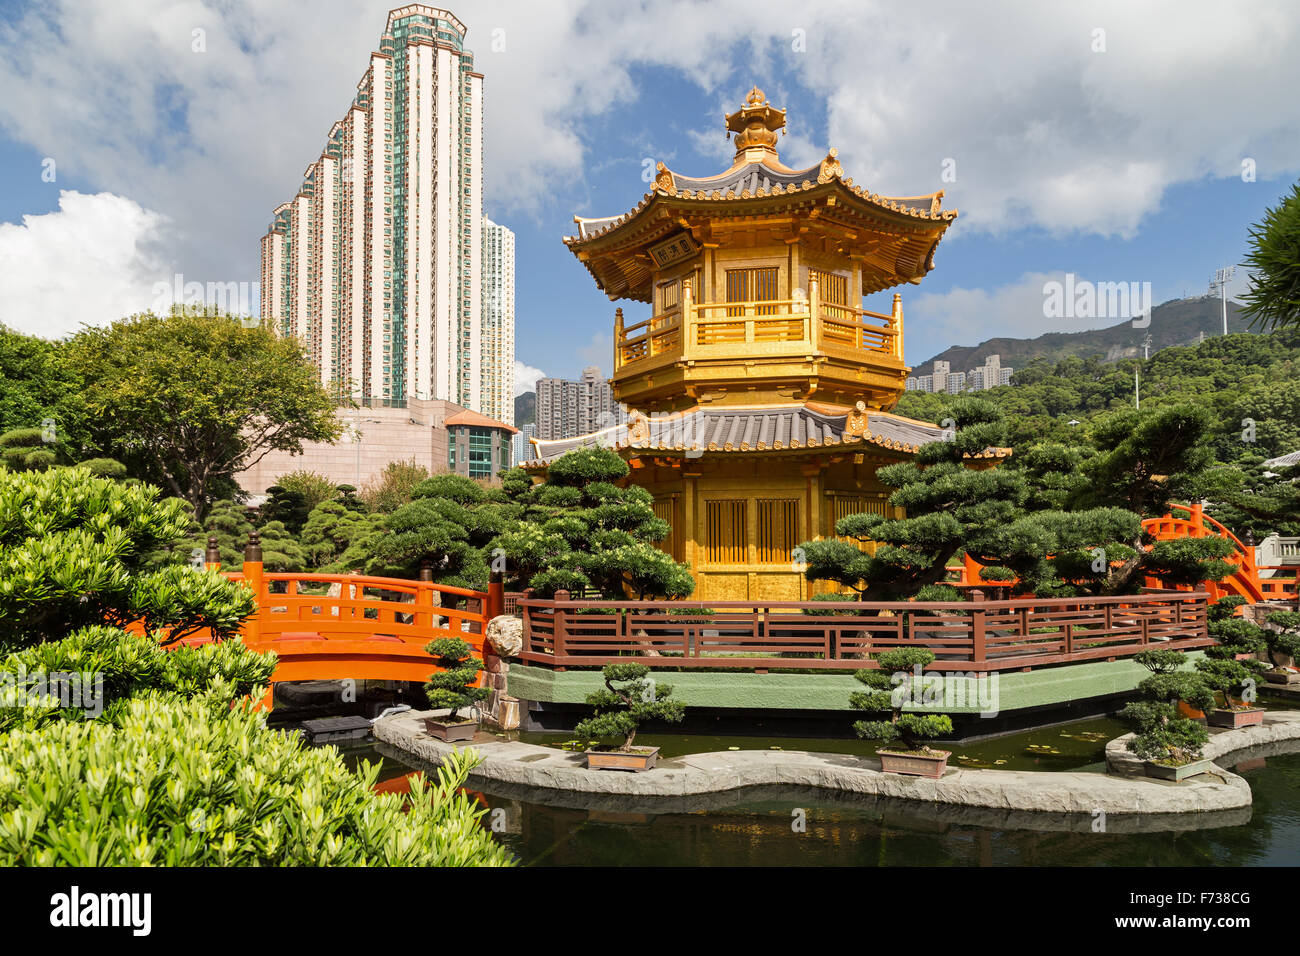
[524,402,1005,601]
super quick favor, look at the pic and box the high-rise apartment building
[511,422,537,466]
[261,5,504,410]
[536,366,626,440]
[480,216,515,424]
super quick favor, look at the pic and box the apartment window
[725,267,779,316]
[705,500,747,565]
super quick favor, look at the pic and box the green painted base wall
[507,653,1206,715]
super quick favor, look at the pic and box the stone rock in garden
[633,629,661,656]
[487,614,524,657]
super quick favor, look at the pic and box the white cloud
[1,0,1298,327]
[514,360,546,395]
[905,271,1155,362]
[0,191,170,338]
[577,332,614,378]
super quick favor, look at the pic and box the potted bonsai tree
[1264,611,1300,684]
[1206,596,1268,663]
[1119,651,1216,779]
[575,662,685,771]
[1118,698,1213,781]
[1132,648,1216,722]
[1194,656,1268,728]
[851,646,953,778]
[421,637,489,742]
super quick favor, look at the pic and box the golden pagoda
[527,88,967,602]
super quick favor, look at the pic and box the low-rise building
[237,397,516,495]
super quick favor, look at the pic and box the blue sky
[1,0,1296,390]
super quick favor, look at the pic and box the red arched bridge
[952,502,1297,602]
[188,538,501,706]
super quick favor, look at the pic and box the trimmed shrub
[0,697,513,866]
[574,662,685,752]
[850,646,953,752]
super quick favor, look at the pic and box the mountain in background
[913,296,1255,377]
[515,391,535,426]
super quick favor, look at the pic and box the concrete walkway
[371,710,1300,816]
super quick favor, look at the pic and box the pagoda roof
[522,403,1007,466]
[569,151,952,245]
[565,88,956,303]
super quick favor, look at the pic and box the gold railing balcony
[614,279,904,372]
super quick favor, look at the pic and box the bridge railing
[517,588,1212,673]
[191,533,501,688]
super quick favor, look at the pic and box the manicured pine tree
[574,663,685,753]
[423,637,490,724]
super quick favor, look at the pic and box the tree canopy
[61,307,341,517]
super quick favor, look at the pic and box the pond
[328,715,1300,866]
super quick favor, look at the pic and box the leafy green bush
[0,468,255,645]
[0,625,275,733]
[850,646,953,753]
[1119,700,1210,764]
[0,697,512,866]
[360,459,430,513]
[273,470,341,514]
[494,447,692,600]
[424,637,489,723]
[574,662,685,752]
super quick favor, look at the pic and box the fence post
[204,536,220,572]
[487,569,505,621]
[552,590,569,671]
[242,531,263,647]
[521,587,536,654]
[969,589,986,666]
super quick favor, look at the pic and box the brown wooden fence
[516,589,1212,672]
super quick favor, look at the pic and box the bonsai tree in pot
[422,637,489,742]
[1265,611,1300,682]
[574,663,685,771]
[1131,648,1217,720]
[1206,596,1268,662]
[1118,650,1216,779]
[1118,699,1213,781]
[1194,656,1268,728]
[851,646,954,778]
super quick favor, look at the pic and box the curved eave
[521,405,1003,469]
[565,171,955,249]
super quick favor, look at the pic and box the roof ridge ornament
[724,86,787,163]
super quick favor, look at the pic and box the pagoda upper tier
[565,87,957,412]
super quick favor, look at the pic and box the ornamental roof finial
[724,86,787,163]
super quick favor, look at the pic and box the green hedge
[0,696,512,866]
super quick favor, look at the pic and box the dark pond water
[328,715,1300,867]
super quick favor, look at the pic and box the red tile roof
[443,409,518,433]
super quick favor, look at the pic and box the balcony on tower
[565,87,955,414]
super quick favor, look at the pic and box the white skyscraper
[481,216,516,425]
[261,5,485,408]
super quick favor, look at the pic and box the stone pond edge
[370,710,1300,816]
